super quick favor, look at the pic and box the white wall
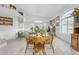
[24,15,49,32]
[0,7,19,40]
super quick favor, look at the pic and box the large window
[60,9,74,34]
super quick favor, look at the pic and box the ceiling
[15,4,79,28]
[16,4,68,18]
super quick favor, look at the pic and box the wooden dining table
[25,34,54,54]
[28,35,52,44]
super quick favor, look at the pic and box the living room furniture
[18,31,25,38]
[71,8,79,51]
[25,34,54,54]
[33,36,46,55]
[25,32,30,54]
[0,16,13,26]
[71,34,79,51]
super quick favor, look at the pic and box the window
[61,19,67,34]
[60,9,74,34]
[67,16,74,34]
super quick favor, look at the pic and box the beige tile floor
[0,37,79,55]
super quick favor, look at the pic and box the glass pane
[67,16,74,34]
[60,9,74,34]
[61,18,67,34]
[61,9,74,18]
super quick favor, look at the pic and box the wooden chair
[25,32,30,54]
[25,32,35,54]
[49,35,54,53]
[33,36,46,55]
[45,33,54,53]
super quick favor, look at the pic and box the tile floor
[0,37,79,55]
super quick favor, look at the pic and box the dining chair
[46,32,55,53]
[33,34,46,55]
[25,32,30,54]
[25,32,35,54]
[49,34,54,53]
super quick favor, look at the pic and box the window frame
[60,9,74,34]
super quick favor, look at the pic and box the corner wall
[0,7,19,40]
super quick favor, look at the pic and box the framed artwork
[56,22,60,26]
[55,16,60,26]
[18,17,23,23]
[18,16,24,29]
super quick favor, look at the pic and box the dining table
[25,34,54,54]
[28,34,52,44]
